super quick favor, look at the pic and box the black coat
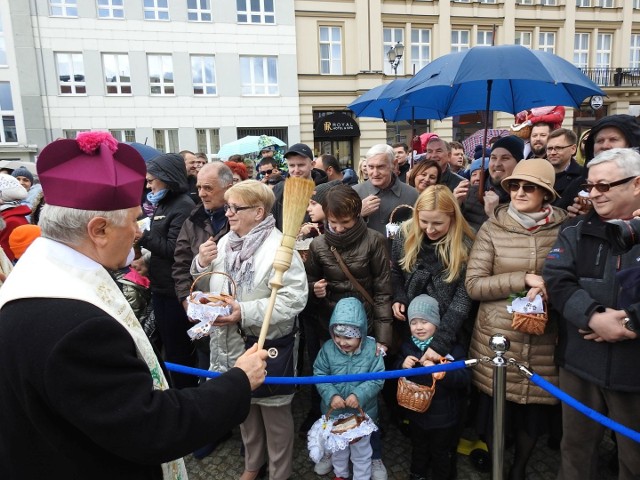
[396,342,471,430]
[0,298,251,479]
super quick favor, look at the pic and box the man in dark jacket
[456,135,523,231]
[138,153,196,389]
[543,147,640,479]
[545,128,585,209]
[0,132,267,480]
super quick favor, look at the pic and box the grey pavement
[184,382,619,480]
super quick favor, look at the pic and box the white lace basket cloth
[186,271,235,340]
[307,408,378,463]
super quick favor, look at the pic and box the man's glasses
[223,204,258,214]
[581,176,637,193]
[506,181,540,194]
[546,145,575,153]
[258,168,277,179]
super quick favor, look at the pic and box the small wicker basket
[386,204,414,239]
[189,271,236,307]
[511,310,548,335]
[397,358,449,413]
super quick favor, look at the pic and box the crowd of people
[0,114,639,480]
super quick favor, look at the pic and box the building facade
[2,0,300,162]
[297,0,640,166]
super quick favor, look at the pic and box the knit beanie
[0,174,27,202]
[9,225,41,259]
[311,180,340,204]
[11,166,34,185]
[407,294,441,327]
[491,136,525,162]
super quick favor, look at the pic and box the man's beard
[531,144,546,157]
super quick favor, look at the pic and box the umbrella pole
[478,79,493,203]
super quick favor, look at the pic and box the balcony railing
[579,67,640,87]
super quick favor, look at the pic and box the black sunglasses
[506,181,540,193]
[581,176,636,193]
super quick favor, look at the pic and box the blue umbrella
[126,142,162,162]
[395,44,605,118]
[348,79,442,122]
[393,44,605,199]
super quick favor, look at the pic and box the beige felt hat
[501,158,558,200]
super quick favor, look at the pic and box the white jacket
[192,228,308,406]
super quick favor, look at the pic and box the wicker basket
[189,271,236,307]
[510,123,532,139]
[386,204,414,239]
[397,358,449,413]
[511,311,548,335]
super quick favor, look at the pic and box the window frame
[196,128,220,159]
[538,31,556,54]
[451,29,471,53]
[573,32,590,69]
[49,0,78,17]
[143,0,170,21]
[410,27,431,72]
[109,129,136,142]
[56,52,86,95]
[0,82,16,143]
[319,26,343,75]
[595,32,612,68]
[240,56,278,96]
[103,53,132,95]
[187,0,212,22]
[97,0,125,19]
[237,0,275,25]
[154,128,179,153]
[191,55,217,95]
[630,34,640,68]
[147,54,175,95]
[383,27,405,75]
[476,30,494,47]
[515,31,533,49]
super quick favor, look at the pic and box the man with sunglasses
[545,128,584,209]
[256,157,280,183]
[543,147,640,480]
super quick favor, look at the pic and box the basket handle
[388,204,414,224]
[189,270,237,301]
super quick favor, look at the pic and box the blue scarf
[146,189,168,205]
[412,336,432,352]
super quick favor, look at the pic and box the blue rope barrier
[165,359,470,384]
[530,373,640,444]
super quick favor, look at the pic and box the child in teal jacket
[313,297,385,480]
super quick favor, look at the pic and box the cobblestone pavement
[184,383,619,480]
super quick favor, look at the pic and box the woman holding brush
[191,180,308,480]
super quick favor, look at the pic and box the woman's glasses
[506,181,540,194]
[223,204,258,214]
[581,176,636,193]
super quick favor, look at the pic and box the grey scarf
[224,214,276,294]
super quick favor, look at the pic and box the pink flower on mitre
[76,131,119,155]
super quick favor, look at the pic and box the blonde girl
[391,184,475,362]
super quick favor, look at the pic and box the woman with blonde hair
[357,157,368,183]
[392,184,475,359]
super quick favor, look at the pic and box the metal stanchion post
[489,334,510,480]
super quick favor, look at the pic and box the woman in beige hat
[465,158,568,480]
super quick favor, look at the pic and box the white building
[1,0,300,162]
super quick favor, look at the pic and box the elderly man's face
[366,153,393,189]
[102,207,142,270]
[426,140,450,170]
[587,162,639,220]
[197,166,229,211]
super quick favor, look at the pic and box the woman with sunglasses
[191,180,308,480]
[465,158,568,480]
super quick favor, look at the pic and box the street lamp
[387,41,404,142]
[387,41,404,75]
